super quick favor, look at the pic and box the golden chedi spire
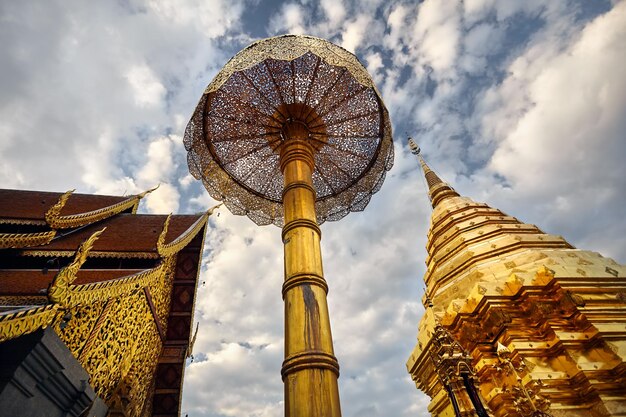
[408,138,459,208]
[406,141,626,417]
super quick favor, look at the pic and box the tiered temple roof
[0,188,213,416]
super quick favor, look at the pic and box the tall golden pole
[184,35,393,417]
[279,121,341,417]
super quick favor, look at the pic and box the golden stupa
[406,140,626,417]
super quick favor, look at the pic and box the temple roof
[0,187,213,416]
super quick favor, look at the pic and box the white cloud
[268,3,307,35]
[137,135,180,184]
[143,182,180,213]
[412,0,462,75]
[321,0,346,27]
[125,64,166,108]
[477,1,626,259]
[146,0,247,38]
[341,14,371,52]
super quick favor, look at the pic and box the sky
[1,0,625,416]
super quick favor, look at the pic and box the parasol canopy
[184,35,394,226]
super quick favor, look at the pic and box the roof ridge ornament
[156,205,220,258]
[45,189,75,225]
[137,184,159,199]
[46,187,156,229]
[48,227,106,304]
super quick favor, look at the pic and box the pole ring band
[282,181,317,199]
[282,273,328,299]
[281,350,340,380]
[282,218,321,241]
[279,145,315,172]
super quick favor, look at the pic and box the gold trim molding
[0,304,61,343]
[0,230,56,249]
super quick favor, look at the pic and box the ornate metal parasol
[184,34,393,227]
[184,35,394,417]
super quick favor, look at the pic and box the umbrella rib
[301,56,321,119]
[319,151,353,181]
[213,132,279,144]
[239,148,277,183]
[265,61,289,115]
[214,96,281,127]
[258,162,279,197]
[314,67,348,115]
[302,67,347,123]
[239,72,286,125]
[317,84,369,119]
[307,136,369,161]
[309,109,379,130]
[291,60,297,105]
[206,113,279,130]
[314,160,337,196]
[221,137,282,167]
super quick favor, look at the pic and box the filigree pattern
[148,256,176,326]
[123,322,162,417]
[54,300,106,356]
[78,292,160,401]
[185,34,394,226]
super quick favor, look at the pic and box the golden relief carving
[0,201,212,414]
[48,228,106,304]
[121,321,162,417]
[52,260,172,307]
[148,255,176,326]
[48,228,177,307]
[54,300,106,357]
[0,230,57,249]
[76,291,162,403]
[156,214,171,255]
[0,218,47,226]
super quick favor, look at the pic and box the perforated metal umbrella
[184,34,393,226]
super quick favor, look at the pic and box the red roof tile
[0,189,129,222]
[30,214,203,254]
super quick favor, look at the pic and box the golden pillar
[280,122,341,417]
